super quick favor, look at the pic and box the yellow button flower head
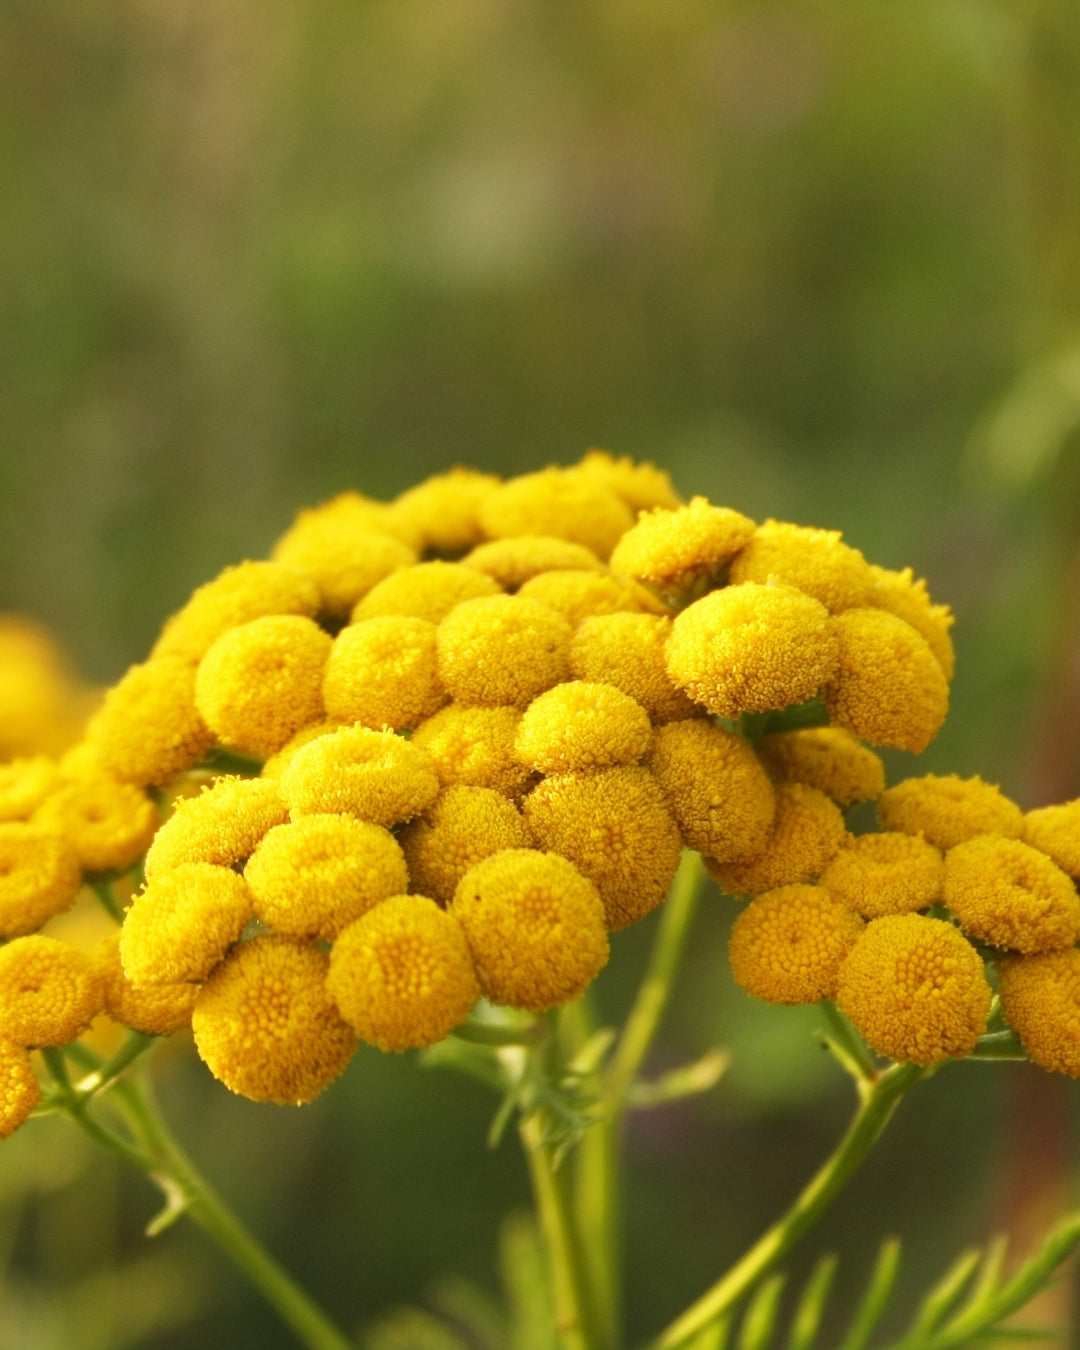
[388,468,501,556]
[120,863,254,985]
[35,774,158,874]
[0,935,103,1046]
[437,596,573,708]
[280,726,439,826]
[877,774,1023,851]
[1023,800,1080,878]
[94,933,199,1036]
[514,681,652,775]
[144,776,287,879]
[353,561,502,625]
[0,1039,41,1137]
[327,895,480,1051]
[410,704,535,800]
[837,914,991,1064]
[574,449,682,513]
[462,535,606,590]
[755,727,886,807]
[323,617,446,731]
[708,782,847,897]
[192,935,356,1105]
[451,849,609,1010]
[823,609,949,753]
[151,560,322,664]
[0,614,90,758]
[245,814,408,940]
[820,832,944,918]
[0,823,82,937]
[997,950,1080,1076]
[867,566,955,679]
[398,787,531,905]
[569,613,699,724]
[729,520,873,613]
[0,757,59,822]
[478,467,635,560]
[729,885,865,1005]
[943,835,1080,954]
[523,767,683,929]
[261,720,341,779]
[608,498,756,596]
[646,719,776,861]
[84,656,214,787]
[666,583,838,720]
[195,615,333,759]
[517,570,648,627]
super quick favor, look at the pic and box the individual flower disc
[729,520,873,613]
[451,850,609,1010]
[352,560,501,625]
[575,448,682,513]
[398,787,531,905]
[0,757,60,822]
[943,835,1080,954]
[34,775,158,874]
[0,823,82,937]
[387,468,501,556]
[997,949,1080,1076]
[0,935,103,1046]
[836,914,991,1065]
[569,612,699,724]
[609,497,756,593]
[0,1039,42,1138]
[1023,800,1080,878]
[144,776,287,880]
[192,936,356,1105]
[280,727,439,826]
[94,933,199,1036]
[708,782,847,897]
[755,727,885,807]
[877,774,1023,851]
[517,570,649,627]
[461,535,606,590]
[261,721,341,779]
[515,681,652,775]
[327,895,480,1051]
[477,467,634,560]
[120,863,254,985]
[819,832,944,919]
[867,565,955,679]
[410,704,535,800]
[729,885,865,1005]
[436,596,573,708]
[323,616,446,730]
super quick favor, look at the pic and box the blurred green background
[3,1,1080,1346]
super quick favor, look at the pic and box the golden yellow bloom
[0,822,82,937]
[666,583,838,719]
[245,814,408,940]
[646,719,776,861]
[398,787,531,905]
[820,832,944,918]
[261,720,341,779]
[0,1039,41,1137]
[94,933,199,1036]
[523,767,683,930]
[517,570,646,627]
[462,535,606,590]
[144,776,287,879]
[195,615,332,759]
[451,849,609,1010]
[436,595,573,708]
[1023,800,1080,878]
[84,656,213,787]
[323,617,446,731]
[867,566,955,680]
[729,885,865,1005]
[877,774,1023,851]
[478,467,634,560]
[729,520,873,613]
[514,681,652,775]
[0,757,59,822]
[569,613,699,724]
[755,727,885,807]
[575,448,682,513]
[327,896,480,1051]
[997,949,1080,1076]
[943,835,1080,953]
[708,782,847,897]
[280,726,439,826]
[35,775,158,874]
[410,704,535,800]
[837,914,991,1065]
[151,560,321,664]
[0,614,95,759]
[192,936,356,1104]
[609,497,756,594]
[353,560,501,625]
[0,935,103,1046]
[388,468,501,556]
[120,863,253,985]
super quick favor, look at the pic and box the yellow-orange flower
[515,681,652,775]
[517,570,648,627]
[819,832,943,918]
[120,863,253,985]
[755,727,885,807]
[1023,800,1080,878]
[944,835,1080,953]
[708,782,846,897]
[574,448,682,513]
[478,468,634,560]
[609,497,756,595]
[323,617,446,730]
[0,615,91,758]
[0,757,59,822]
[0,935,103,1046]
[997,950,1080,1076]
[353,560,501,625]
[280,726,439,826]
[94,933,199,1036]
[410,704,535,800]
[388,468,501,556]
[867,565,955,679]
[729,885,865,1004]
[84,657,213,787]
[145,776,287,879]
[0,822,82,937]
[34,774,158,874]
[462,536,606,590]
[0,1039,41,1137]
[729,520,873,613]
[569,613,699,724]
[437,595,573,708]
[261,721,341,779]
[877,774,1023,851]
[398,787,531,905]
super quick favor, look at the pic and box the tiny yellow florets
[729,885,865,1005]
[517,570,645,627]
[280,726,439,826]
[34,774,158,874]
[877,774,1024,851]
[410,704,534,800]
[819,832,944,918]
[575,449,682,513]
[646,719,776,862]
[997,949,1080,1076]
[245,814,409,940]
[353,560,502,625]
[120,863,254,985]
[523,767,683,930]
[398,787,531,905]
[388,468,502,556]
[192,935,356,1104]
[144,776,287,879]
[514,681,652,775]
[755,727,885,806]
[0,935,103,1046]
[867,566,955,680]
[451,849,609,1010]
[0,822,82,937]
[462,535,606,590]
[260,721,341,779]
[436,595,573,708]
[666,583,838,719]
[94,932,199,1036]
[708,782,847,897]
[943,835,1080,954]
[569,613,699,724]
[729,520,873,613]
[327,896,480,1051]
[823,609,949,753]
[478,467,635,561]
[0,1038,42,1137]
[323,616,446,731]
[609,497,756,594]
[1023,800,1080,878]
[0,757,59,822]
[836,914,991,1065]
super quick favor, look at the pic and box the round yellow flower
[94,933,199,1036]
[387,468,501,556]
[437,596,573,708]
[0,935,103,1047]
[478,468,634,560]
[0,822,82,937]
[192,936,356,1104]
[398,787,531,905]
[261,721,341,779]
[34,774,158,874]
[461,535,606,590]
[327,896,480,1051]
[451,850,609,1010]
[729,885,865,1005]
[755,727,885,806]
[666,583,838,720]
[245,814,408,940]
[729,520,873,613]
[1023,800,1080,878]
[0,757,59,822]
[323,617,446,731]
[145,776,287,879]
[353,560,501,625]
[836,914,991,1065]
[514,681,652,775]
[997,949,1080,1076]
[943,835,1080,954]
[280,727,439,826]
[517,570,648,627]
[867,566,955,680]
[523,767,683,930]
[575,448,681,512]
[646,719,776,861]
[819,832,944,918]
[120,863,253,985]
[410,704,535,800]
[0,615,90,759]
[822,609,949,753]
[569,613,699,724]
[0,1039,41,1137]
[708,782,847,897]
[877,774,1023,851]
[609,497,756,594]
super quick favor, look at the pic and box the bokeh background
[2,1,1080,1346]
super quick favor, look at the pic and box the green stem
[87,877,124,923]
[452,1018,543,1047]
[72,1032,158,1099]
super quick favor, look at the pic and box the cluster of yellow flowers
[2,449,1078,1129]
